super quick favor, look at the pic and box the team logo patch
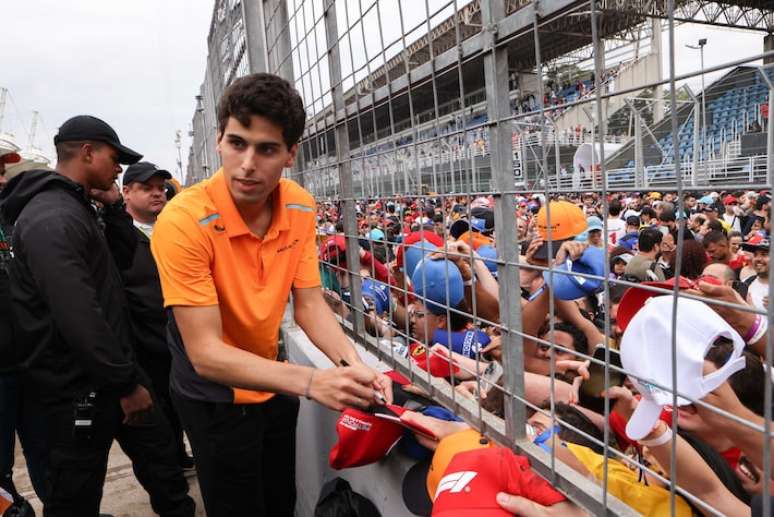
[434,471,477,500]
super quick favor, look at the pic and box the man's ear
[284,143,298,168]
[215,131,223,155]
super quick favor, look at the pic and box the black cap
[54,115,143,165]
[742,238,770,252]
[122,162,172,186]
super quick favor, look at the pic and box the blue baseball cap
[586,216,603,232]
[400,406,464,460]
[543,245,606,300]
[431,328,491,358]
[403,240,438,277]
[411,259,465,315]
[361,278,390,315]
[369,228,385,241]
[477,245,498,277]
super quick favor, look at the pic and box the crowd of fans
[317,187,773,516]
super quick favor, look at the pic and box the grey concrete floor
[13,440,206,516]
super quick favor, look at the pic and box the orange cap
[535,200,587,240]
[426,429,495,499]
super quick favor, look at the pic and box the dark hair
[706,220,725,234]
[658,209,676,223]
[755,196,770,211]
[625,215,640,228]
[55,140,105,162]
[729,230,742,240]
[539,402,609,455]
[706,339,765,416]
[638,228,662,252]
[216,73,306,149]
[693,215,706,227]
[446,300,472,332]
[640,206,656,219]
[671,239,708,279]
[608,199,622,216]
[702,230,728,248]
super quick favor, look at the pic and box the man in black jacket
[121,161,193,470]
[0,116,195,517]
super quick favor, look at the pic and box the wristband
[638,426,673,447]
[304,369,316,400]
[743,314,763,343]
[750,317,769,345]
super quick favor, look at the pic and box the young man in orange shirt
[152,73,392,516]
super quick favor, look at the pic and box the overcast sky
[0,1,766,183]
[1,0,215,182]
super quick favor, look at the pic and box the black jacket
[122,227,169,359]
[0,169,143,401]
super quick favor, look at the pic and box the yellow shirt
[567,443,692,517]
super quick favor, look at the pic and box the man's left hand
[89,182,122,206]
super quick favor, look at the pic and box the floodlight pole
[687,39,708,164]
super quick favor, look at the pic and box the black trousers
[171,391,300,517]
[138,350,188,462]
[42,391,195,517]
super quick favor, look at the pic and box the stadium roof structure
[303,0,773,136]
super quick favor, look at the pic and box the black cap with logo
[122,162,172,186]
[54,115,143,165]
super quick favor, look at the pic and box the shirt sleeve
[151,208,219,307]
[293,215,322,289]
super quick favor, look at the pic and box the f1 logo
[434,471,477,500]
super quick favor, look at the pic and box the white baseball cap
[620,296,746,440]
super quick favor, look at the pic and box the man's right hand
[120,385,154,426]
[308,364,380,411]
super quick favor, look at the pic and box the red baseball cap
[431,448,566,516]
[723,195,738,205]
[329,407,403,469]
[616,275,721,332]
[320,235,347,265]
[410,344,460,378]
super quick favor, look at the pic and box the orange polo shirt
[151,169,321,404]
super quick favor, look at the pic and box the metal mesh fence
[189,0,774,514]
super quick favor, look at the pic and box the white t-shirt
[622,209,641,220]
[748,277,768,311]
[606,218,626,246]
[722,213,741,233]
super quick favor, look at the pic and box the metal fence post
[480,0,526,441]
[322,0,364,338]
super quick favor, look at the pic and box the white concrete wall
[283,322,417,517]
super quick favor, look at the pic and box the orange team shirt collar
[206,168,291,239]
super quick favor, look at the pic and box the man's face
[409,302,443,343]
[630,198,641,210]
[123,176,167,220]
[664,193,675,203]
[588,229,602,247]
[535,330,577,363]
[705,240,729,262]
[685,196,696,209]
[217,115,297,208]
[753,249,770,277]
[86,144,122,191]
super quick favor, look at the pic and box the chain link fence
[189,0,774,514]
